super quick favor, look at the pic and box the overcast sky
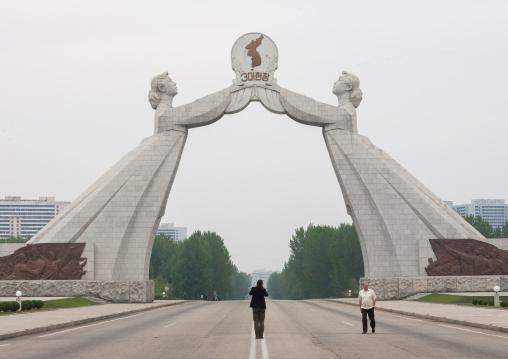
[1,1,507,274]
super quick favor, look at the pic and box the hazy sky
[1,1,507,274]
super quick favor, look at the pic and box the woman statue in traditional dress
[28,73,231,281]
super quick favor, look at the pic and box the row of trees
[149,231,251,300]
[268,216,508,300]
[268,223,364,300]
[463,215,508,238]
[0,236,30,243]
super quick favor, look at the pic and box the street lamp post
[15,290,22,311]
[494,286,500,306]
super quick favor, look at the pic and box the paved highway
[1,300,507,358]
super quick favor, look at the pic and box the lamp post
[494,285,500,306]
[348,290,351,297]
[15,290,22,311]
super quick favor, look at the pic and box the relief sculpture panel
[0,243,87,280]
[426,238,508,276]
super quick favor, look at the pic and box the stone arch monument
[3,33,506,302]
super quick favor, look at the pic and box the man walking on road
[249,279,269,339]
[359,281,376,334]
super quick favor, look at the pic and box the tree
[203,231,234,299]
[267,271,285,299]
[153,273,172,297]
[503,221,508,238]
[0,235,30,243]
[276,223,364,300]
[463,215,493,238]
[229,266,252,300]
[171,232,213,297]
[149,233,177,284]
[149,230,249,300]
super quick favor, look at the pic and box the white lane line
[249,325,256,359]
[380,312,423,322]
[439,324,508,339]
[0,344,10,347]
[261,336,269,359]
[309,308,316,312]
[38,312,143,338]
[342,321,354,326]
[164,322,177,328]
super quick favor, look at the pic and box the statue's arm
[158,88,231,131]
[278,87,351,129]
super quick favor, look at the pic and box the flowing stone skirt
[28,130,187,281]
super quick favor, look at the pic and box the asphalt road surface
[1,300,507,359]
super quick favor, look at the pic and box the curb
[0,301,187,341]
[324,299,508,334]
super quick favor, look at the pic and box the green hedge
[0,300,44,312]
[0,301,20,312]
[21,300,44,310]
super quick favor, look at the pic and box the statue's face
[159,77,178,96]
[332,75,352,96]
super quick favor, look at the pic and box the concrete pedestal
[360,276,508,300]
[0,280,154,303]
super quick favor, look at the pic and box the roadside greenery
[149,232,251,300]
[417,293,508,307]
[42,297,99,309]
[0,235,31,243]
[267,223,364,300]
[1,297,96,315]
[462,215,508,238]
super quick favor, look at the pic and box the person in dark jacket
[249,279,269,339]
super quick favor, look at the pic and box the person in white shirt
[358,282,376,334]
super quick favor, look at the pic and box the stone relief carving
[426,239,508,276]
[0,243,87,280]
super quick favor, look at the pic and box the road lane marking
[0,344,10,347]
[379,312,423,322]
[261,335,269,359]
[309,308,316,311]
[438,324,508,339]
[38,312,144,338]
[249,325,256,359]
[164,322,177,328]
[341,321,354,326]
[249,324,269,359]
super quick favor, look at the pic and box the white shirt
[359,288,376,309]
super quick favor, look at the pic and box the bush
[477,299,483,305]
[501,301,507,308]
[35,300,44,309]
[472,299,478,305]
[489,300,494,306]
[22,300,32,310]
[483,301,489,306]
[10,301,20,312]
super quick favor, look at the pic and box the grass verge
[42,297,100,309]
[0,297,99,315]
[416,293,508,307]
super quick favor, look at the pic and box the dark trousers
[361,308,375,332]
[252,308,266,338]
